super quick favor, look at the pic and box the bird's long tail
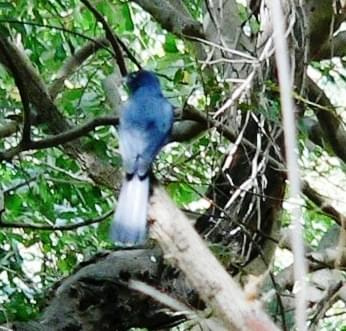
[110,174,149,246]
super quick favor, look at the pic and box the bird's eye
[126,72,137,83]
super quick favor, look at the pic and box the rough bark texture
[10,249,189,331]
[132,0,204,39]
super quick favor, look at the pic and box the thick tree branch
[49,37,109,98]
[0,38,32,146]
[170,120,207,142]
[304,0,346,60]
[302,181,345,226]
[9,249,187,331]
[132,0,204,39]
[307,77,346,163]
[149,185,279,331]
[314,30,346,60]
[0,120,18,138]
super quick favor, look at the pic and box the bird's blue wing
[119,97,173,177]
[136,100,173,176]
[118,124,148,175]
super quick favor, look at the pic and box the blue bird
[110,70,174,246]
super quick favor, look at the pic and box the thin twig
[0,116,118,161]
[0,210,113,231]
[308,281,343,330]
[0,19,115,57]
[3,175,40,194]
[128,280,193,317]
[182,105,285,170]
[80,0,129,76]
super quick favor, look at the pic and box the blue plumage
[110,70,174,246]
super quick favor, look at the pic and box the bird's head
[126,70,161,94]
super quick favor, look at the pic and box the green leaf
[164,34,178,53]
[121,3,134,31]
[54,43,67,61]
[167,182,199,206]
